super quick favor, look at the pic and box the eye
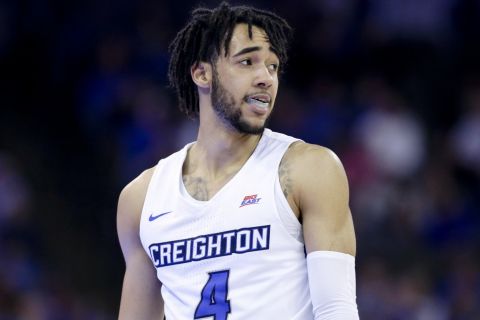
[240,59,252,66]
[268,63,279,72]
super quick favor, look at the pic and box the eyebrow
[232,46,262,57]
[231,46,276,58]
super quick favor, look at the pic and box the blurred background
[1,0,480,319]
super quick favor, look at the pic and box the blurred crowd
[1,0,480,319]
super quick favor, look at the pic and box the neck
[191,118,262,177]
[185,98,261,177]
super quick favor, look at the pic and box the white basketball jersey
[140,129,313,319]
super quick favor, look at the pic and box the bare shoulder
[286,142,344,170]
[282,142,355,255]
[280,141,348,199]
[118,166,156,212]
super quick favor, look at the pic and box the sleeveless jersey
[140,129,313,319]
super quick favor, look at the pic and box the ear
[191,62,212,89]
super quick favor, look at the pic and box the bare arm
[283,142,356,255]
[117,168,164,320]
[282,142,358,319]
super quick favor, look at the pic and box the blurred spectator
[115,81,178,183]
[450,82,480,175]
[353,77,426,179]
[0,153,31,225]
[301,78,350,148]
[366,0,455,45]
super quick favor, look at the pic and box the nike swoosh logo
[149,211,172,222]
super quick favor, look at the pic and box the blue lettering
[149,225,271,268]
[193,237,206,260]
[172,241,185,263]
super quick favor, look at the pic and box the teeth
[247,97,269,109]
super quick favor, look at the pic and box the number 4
[194,270,231,320]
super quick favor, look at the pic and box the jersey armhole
[139,160,164,252]
[272,145,304,244]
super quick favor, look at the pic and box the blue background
[0,0,479,318]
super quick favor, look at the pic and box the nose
[253,65,274,88]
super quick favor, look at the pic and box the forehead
[227,23,271,53]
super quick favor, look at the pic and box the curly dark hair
[168,2,293,118]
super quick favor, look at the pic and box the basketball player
[117,2,358,319]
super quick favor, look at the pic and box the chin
[233,118,266,135]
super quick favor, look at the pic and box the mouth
[245,94,271,109]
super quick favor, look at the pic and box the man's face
[211,24,280,135]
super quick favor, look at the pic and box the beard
[211,71,270,135]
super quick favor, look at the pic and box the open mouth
[245,95,270,109]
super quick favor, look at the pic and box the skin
[117,168,163,320]
[117,23,356,319]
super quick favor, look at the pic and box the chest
[181,172,236,202]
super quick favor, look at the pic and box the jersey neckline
[178,129,271,206]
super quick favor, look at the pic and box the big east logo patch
[240,194,261,207]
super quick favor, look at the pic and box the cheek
[273,79,279,92]
[227,79,250,101]
[271,80,279,98]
